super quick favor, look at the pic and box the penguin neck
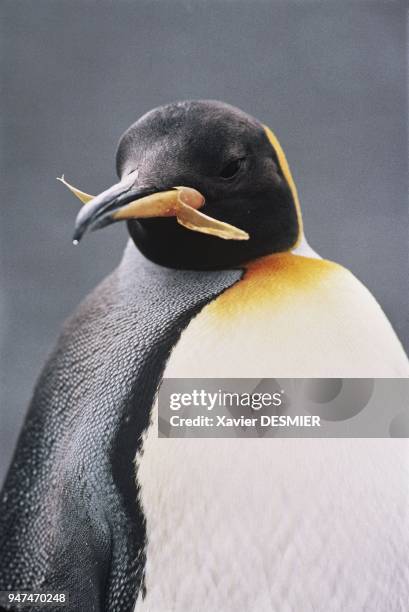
[239,239,321,281]
[291,234,321,259]
[123,229,320,274]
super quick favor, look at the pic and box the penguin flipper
[0,268,142,611]
[0,243,242,611]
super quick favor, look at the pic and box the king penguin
[1,100,408,612]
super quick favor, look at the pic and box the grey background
[1,0,408,484]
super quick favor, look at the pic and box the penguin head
[68,100,303,269]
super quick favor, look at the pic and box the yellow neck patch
[263,125,304,247]
[210,253,338,319]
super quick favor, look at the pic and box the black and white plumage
[0,100,408,612]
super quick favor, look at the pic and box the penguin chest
[161,253,409,379]
[135,254,409,611]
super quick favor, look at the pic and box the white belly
[135,254,409,611]
[136,420,409,611]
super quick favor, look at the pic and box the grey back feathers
[0,242,241,611]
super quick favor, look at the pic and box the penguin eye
[219,158,244,180]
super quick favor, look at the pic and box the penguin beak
[58,174,249,243]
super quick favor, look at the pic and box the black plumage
[0,245,241,611]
